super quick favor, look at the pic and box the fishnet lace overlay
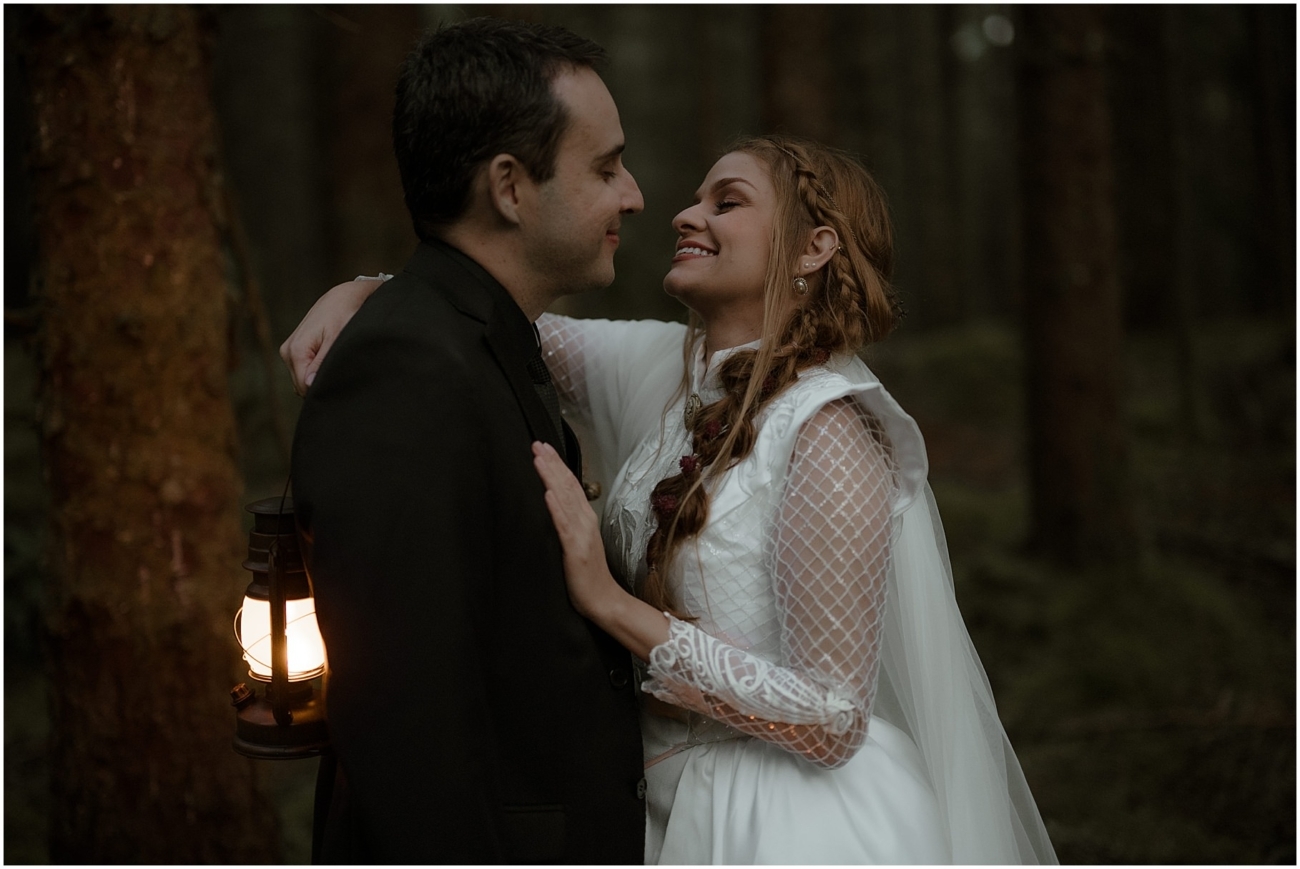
[643,398,896,770]
[538,312,597,414]
[536,313,687,494]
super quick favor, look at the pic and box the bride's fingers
[305,330,339,390]
[532,442,587,523]
[532,442,580,493]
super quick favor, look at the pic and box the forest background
[4,3,1295,863]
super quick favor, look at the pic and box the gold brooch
[683,393,702,429]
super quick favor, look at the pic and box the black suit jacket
[291,240,645,864]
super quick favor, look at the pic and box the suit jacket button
[636,777,647,800]
[608,668,629,689]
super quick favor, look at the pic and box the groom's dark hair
[393,17,608,240]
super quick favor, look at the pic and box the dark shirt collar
[405,237,539,358]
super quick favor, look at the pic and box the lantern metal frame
[231,496,330,760]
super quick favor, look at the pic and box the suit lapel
[407,239,578,476]
[483,310,568,459]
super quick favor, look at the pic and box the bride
[283,135,1057,864]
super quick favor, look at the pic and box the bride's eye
[715,199,741,213]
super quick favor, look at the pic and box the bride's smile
[663,152,775,321]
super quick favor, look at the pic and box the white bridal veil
[875,484,1057,863]
[829,344,1058,864]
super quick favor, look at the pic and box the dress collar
[691,336,762,402]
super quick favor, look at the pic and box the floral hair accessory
[812,348,830,365]
[701,419,722,441]
[650,493,679,517]
[678,454,701,475]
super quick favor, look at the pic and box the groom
[290,18,646,863]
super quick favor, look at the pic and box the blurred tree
[944,5,1022,322]
[22,6,279,861]
[1104,5,1177,333]
[320,4,421,280]
[212,6,331,490]
[760,5,834,142]
[1248,4,1296,318]
[839,5,961,327]
[212,5,331,341]
[1161,6,1213,441]
[1015,5,1136,564]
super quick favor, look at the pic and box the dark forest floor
[5,316,1295,863]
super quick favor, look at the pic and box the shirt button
[608,668,629,689]
[636,777,647,800]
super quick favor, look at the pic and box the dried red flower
[651,493,679,516]
[679,454,701,474]
[812,348,830,365]
[701,420,722,440]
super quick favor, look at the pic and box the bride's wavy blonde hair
[642,135,900,617]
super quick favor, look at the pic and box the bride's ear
[797,226,840,276]
[485,154,526,226]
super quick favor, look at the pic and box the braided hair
[642,135,900,617]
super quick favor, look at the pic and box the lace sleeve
[536,313,593,414]
[536,313,686,495]
[642,398,895,769]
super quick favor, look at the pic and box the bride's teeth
[679,247,715,256]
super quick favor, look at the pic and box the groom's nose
[619,167,645,215]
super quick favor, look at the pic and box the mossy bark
[24,5,279,861]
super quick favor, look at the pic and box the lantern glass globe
[239,595,327,681]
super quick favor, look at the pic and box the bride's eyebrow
[711,177,755,195]
[691,177,757,203]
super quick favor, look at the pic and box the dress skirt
[642,711,951,865]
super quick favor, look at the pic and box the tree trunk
[23,6,280,861]
[893,6,959,326]
[760,5,835,142]
[1161,6,1212,442]
[1103,5,1177,333]
[321,4,421,281]
[1016,5,1136,565]
[1248,4,1296,318]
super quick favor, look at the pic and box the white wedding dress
[541,313,1057,865]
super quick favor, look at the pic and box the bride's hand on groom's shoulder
[280,278,385,395]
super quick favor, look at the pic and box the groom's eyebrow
[594,142,626,165]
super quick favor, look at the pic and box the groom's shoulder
[343,268,483,356]
[305,280,484,407]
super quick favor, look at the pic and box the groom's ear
[485,153,527,226]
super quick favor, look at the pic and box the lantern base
[233,684,330,760]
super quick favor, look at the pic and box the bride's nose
[673,200,710,232]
